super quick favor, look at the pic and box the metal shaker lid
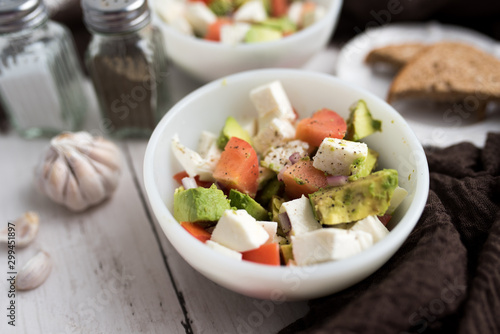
[81,0,151,34]
[0,0,48,34]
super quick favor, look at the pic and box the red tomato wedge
[295,108,347,148]
[282,160,328,199]
[180,222,212,243]
[173,171,213,188]
[271,0,289,18]
[213,137,259,197]
[242,243,280,266]
[205,18,232,41]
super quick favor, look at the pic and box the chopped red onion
[182,176,198,190]
[289,152,301,164]
[326,175,348,187]
[277,166,287,182]
[278,212,291,234]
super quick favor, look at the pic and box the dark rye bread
[387,42,500,113]
[365,43,427,70]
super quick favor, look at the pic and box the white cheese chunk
[197,131,221,163]
[313,138,368,176]
[261,140,309,173]
[185,2,217,36]
[233,0,267,23]
[171,134,215,181]
[206,240,242,260]
[279,195,321,236]
[155,0,186,24]
[220,22,251,45]
[292,228,373,266]
[257,221,278,244]
[253,118,296,154]
[211,210,269,252]
[387,186,408,214]
[350,215,389,243]
[287,2,303,26]
[250,80,295,126]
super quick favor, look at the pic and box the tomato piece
[205,18,232,41]
[377,214,392,226]
[295,108,347,148]
[173,171,213,188]
[213,137,259,197]
[180,222,212,242]
[242,243,280,266]
[271,0,289,17]
[281,160,328,199]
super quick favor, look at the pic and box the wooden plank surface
[0,135,187,334]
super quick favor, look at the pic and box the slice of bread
[387,42,500,115]
[365,43,427,70]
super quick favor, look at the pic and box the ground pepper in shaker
[0,0,87,138]
[82,0,170,138]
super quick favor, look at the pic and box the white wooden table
[0,50,339,334]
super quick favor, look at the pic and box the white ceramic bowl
[150,0,343,82]
[143,69,429,300]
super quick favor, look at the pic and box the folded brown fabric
[281,133,500,334]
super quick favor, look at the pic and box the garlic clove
[89,159,120,194]
[85,145,122,171]
[64,146,106,206]
[0,212,39,248]
[16,250,52,291]
[64,172,88,212]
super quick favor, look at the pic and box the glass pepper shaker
[0,0,87,138]
[82,0,170,138]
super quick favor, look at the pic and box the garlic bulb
[35,132,122,212]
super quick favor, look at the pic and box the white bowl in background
[150,0,343,82]
[143,69,429,300]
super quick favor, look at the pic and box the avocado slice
[209,0,233,16]
[309,169,398,225]
[280,244,294,265]
[174,184,231,223]
[244,26,283,43]
[216,116,253,150]
[345,100,382,141]
[261,17,296,35]
[349,148,379,181]
[256,177,284,208]
[228,189,270,221]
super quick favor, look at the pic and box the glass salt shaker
[82,0,170,138]
[0,0,87,138]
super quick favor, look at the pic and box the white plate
[337,22,500,148]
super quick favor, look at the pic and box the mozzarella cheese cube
[206,240,242,260]
[233,0,267,23]
[292,228,373,266]
[211,210,269,252]
[261,140,309,173]
[185,2,217,36]
[257,221,278,244]
[287,2,303,26]
[197,131,221,162]
[171,134,215,181]
[313,138,368,176]
[253,118,296,154]
[155,0,186,24]
[350,215,389,243]
[387,186,408,214]
[220,23,251,45]
[250,81,295,124]
[279,195,321,236]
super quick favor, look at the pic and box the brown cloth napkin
[281,133,500,334]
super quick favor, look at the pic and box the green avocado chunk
[245,26,283,43]
[174,184,231,223]
[228,189,270,221]
[217,116,253,150]
[256,177,284,208]
[280,244,294,265]
[349,148,379,181]
[345,100,382,141]
[309,169,398,225]
[261,17,296,35]
[209,0,233,16]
